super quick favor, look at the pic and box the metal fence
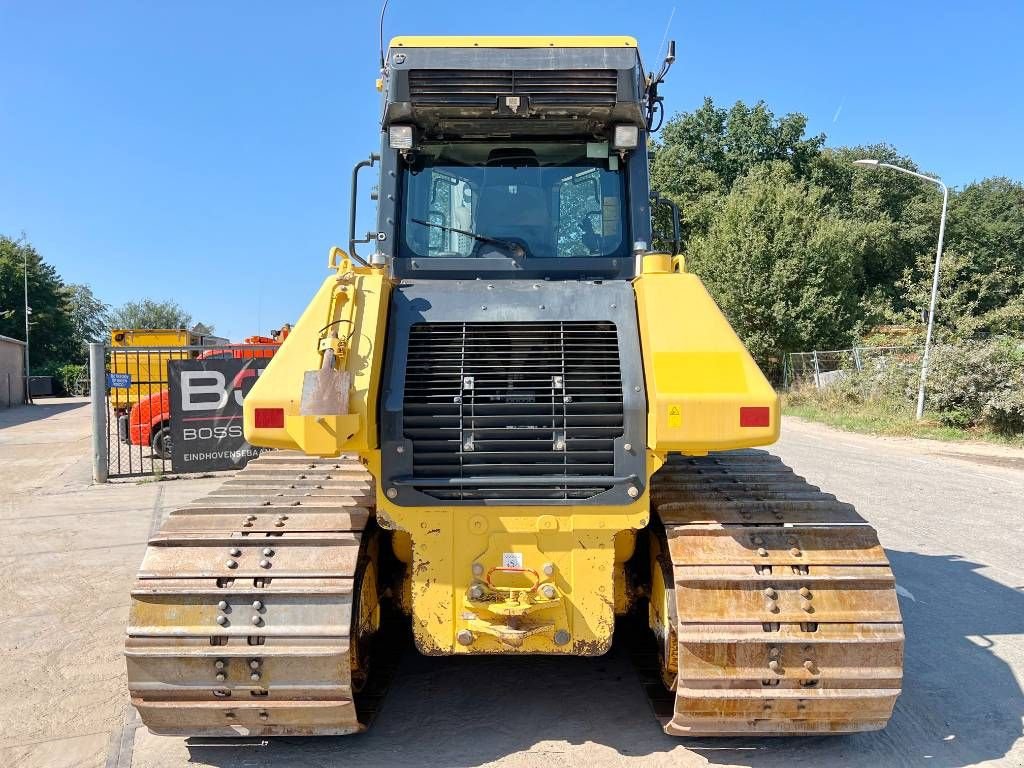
[784,346,919,389]
[90,341,278,480]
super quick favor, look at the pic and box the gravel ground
[1,400,1021,768]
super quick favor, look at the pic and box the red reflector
[255,408,285,428]
[740,406,770,427]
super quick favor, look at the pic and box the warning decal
[667,405,682,428]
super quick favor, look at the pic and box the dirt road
[2,401,1021,767]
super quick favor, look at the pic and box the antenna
[644,38,677,132]
[656,5,676,64]
[379,0,392,72]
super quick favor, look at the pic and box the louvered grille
[402,321,624,501]
[408,69,619,107]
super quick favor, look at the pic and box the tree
[917,177,1024,337]
[0,235,76,368]
[685,163,865,376]
[64,283,110,360]
[810,145,943,327]
[650,98,825,245]
[647,98,1024,350]
[107,299,193,330]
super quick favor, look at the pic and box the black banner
[167,358,268,473]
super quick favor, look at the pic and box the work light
[612,124,639,150]
[389,125,414,150]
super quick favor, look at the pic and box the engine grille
[408,69,619,107]
[402,321,624,502]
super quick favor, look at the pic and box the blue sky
[2,1,1021,341]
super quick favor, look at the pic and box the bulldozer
[125,35,903,738]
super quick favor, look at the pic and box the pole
[89,342,108,483]
[916,182,949,420]
[23,248,31,404]
[853,160,949,422]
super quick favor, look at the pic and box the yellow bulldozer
[125,35,903,738]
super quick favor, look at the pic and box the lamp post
[852,159,949,420]
[23,247,32,404]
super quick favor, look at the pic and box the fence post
[89,342,108,483]
[853,346,862,371]
[812,350,821,389]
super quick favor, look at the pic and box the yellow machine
[126,36,902,737]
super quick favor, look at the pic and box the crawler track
[125,452,392,736]
[646,449,904,736]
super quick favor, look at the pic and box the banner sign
[167,358,268,473]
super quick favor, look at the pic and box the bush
[927,338,1024,435]
[54,363,87,397]
[786,339,1024,438]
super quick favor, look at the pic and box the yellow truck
[108,328,210,413]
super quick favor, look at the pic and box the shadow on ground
[181,550,1023,768]
[0,398,87,428]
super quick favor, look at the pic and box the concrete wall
[0,335,26,408]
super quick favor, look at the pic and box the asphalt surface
[1,399,1022,767]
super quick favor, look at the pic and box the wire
[318,318,356,341]
[378,0,392,72]
[656,5,676,66]
[650,100,665,133]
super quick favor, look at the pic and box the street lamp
[853,158,949,420]
[23,247,32,404]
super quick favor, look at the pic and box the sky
[2,1,1022,341]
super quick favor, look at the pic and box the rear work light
[389,125,414,149]
[612,124,639,150]
[254,407,285,428]
[739,406,770,427]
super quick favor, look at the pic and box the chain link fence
[784,346,919,389]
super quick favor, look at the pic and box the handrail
[348,154,381,265]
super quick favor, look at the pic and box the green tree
[809,145,941,327]
[64,283,109,360]
[0,235,76,368]
[107,299,193,330]
[650,98,825,245]
[915,177,1024,337]
[685,163,865,376]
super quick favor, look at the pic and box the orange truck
[120,333,287,459]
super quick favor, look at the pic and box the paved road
[0,400,223,768]
[1,401,1022,767]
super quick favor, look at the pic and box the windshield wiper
[410,218,525,258]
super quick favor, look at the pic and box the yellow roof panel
[389,35,638,49]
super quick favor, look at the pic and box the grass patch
[782,393,1024,448]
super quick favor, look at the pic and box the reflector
[255,407,285,428]
[739,406,770,427]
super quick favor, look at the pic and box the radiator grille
[402,321,624,501]
[408,69,619,107]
